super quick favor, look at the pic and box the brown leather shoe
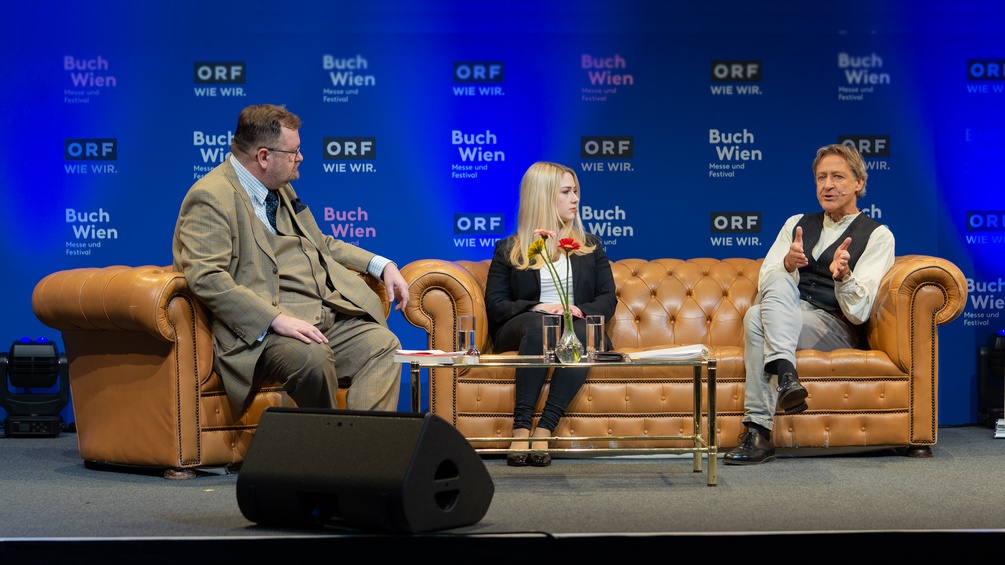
[723,427,776,465]
[776,371,808,414]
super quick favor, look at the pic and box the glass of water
[542,314,561,362]
[586,315,605,360]
[457,315,479,356]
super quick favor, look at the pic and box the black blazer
[485,233,617,341]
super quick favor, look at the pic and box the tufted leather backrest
[461,257,763,351]
[606,257,762,350]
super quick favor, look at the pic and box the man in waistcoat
[172,104,408,413]
[724,143,896,465]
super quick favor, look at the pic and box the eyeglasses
[263,146,301,160]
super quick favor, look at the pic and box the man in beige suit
[172,104,408,413]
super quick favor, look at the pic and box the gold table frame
[402,354,719,486]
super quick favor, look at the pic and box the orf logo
[581,136,634,159]
[710,212,761,233]
[323,137,376,160]
[838,135,890,157]
[64,138,117,160]
[710,60,762,82]
[967,60,1005,80]
[967,211,1005,231]
[194,62,246,84]
[453,62,504,83]
[454,213,504,234]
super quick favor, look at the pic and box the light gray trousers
[741,270,859,431]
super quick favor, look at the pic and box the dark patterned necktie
[265,190,279,231]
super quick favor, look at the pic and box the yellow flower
[527,238,545,257]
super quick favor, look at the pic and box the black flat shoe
[528,452,551,467]
[506,453,529,467]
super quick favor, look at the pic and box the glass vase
[554,311,583,363]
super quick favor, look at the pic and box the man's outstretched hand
[784,226,809,272]
[830,237,853,280]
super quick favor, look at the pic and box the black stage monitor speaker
[236,407,494,534]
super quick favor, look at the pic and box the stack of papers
[394,349,467,364]
[629,344,709,361]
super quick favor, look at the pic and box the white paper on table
[393,349,468,364]
[628,344,709,361]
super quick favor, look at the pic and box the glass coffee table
[400,354,719,486]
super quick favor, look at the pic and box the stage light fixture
[1,337,70,438]
[978,329,1005,429]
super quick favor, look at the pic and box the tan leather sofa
[32,265,388,478]
[399,255,967,456]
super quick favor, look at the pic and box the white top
[539,253,574,306]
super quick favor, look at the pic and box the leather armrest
[32,265,196,343]
[867,255,968,372]
[399,259,490,353]
[33,266,389,339]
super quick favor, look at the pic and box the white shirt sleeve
[834,225,895,324]
[367,256,393,280]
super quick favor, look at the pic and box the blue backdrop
[3,1,1003,425]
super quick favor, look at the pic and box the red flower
[557,238,580,252]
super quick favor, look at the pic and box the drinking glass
[542,314,561,362]
[586,315,605,360]
[457,315,479,356]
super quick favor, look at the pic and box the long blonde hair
[508,161,596,269]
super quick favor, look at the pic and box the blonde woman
[485,162,616,467]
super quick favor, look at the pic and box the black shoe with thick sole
[776,371,808,414]
[723,427,776,465]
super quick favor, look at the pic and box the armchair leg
[163,468,197,480]
[905,445,933,458]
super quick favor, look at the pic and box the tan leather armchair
[400,255,967,456]
[32,265,388,478]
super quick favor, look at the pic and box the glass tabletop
[407,353,712,368]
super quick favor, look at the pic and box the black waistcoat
[794,212,881,314]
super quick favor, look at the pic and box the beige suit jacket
[172,159,386,408]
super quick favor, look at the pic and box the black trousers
[493,311,602,432]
